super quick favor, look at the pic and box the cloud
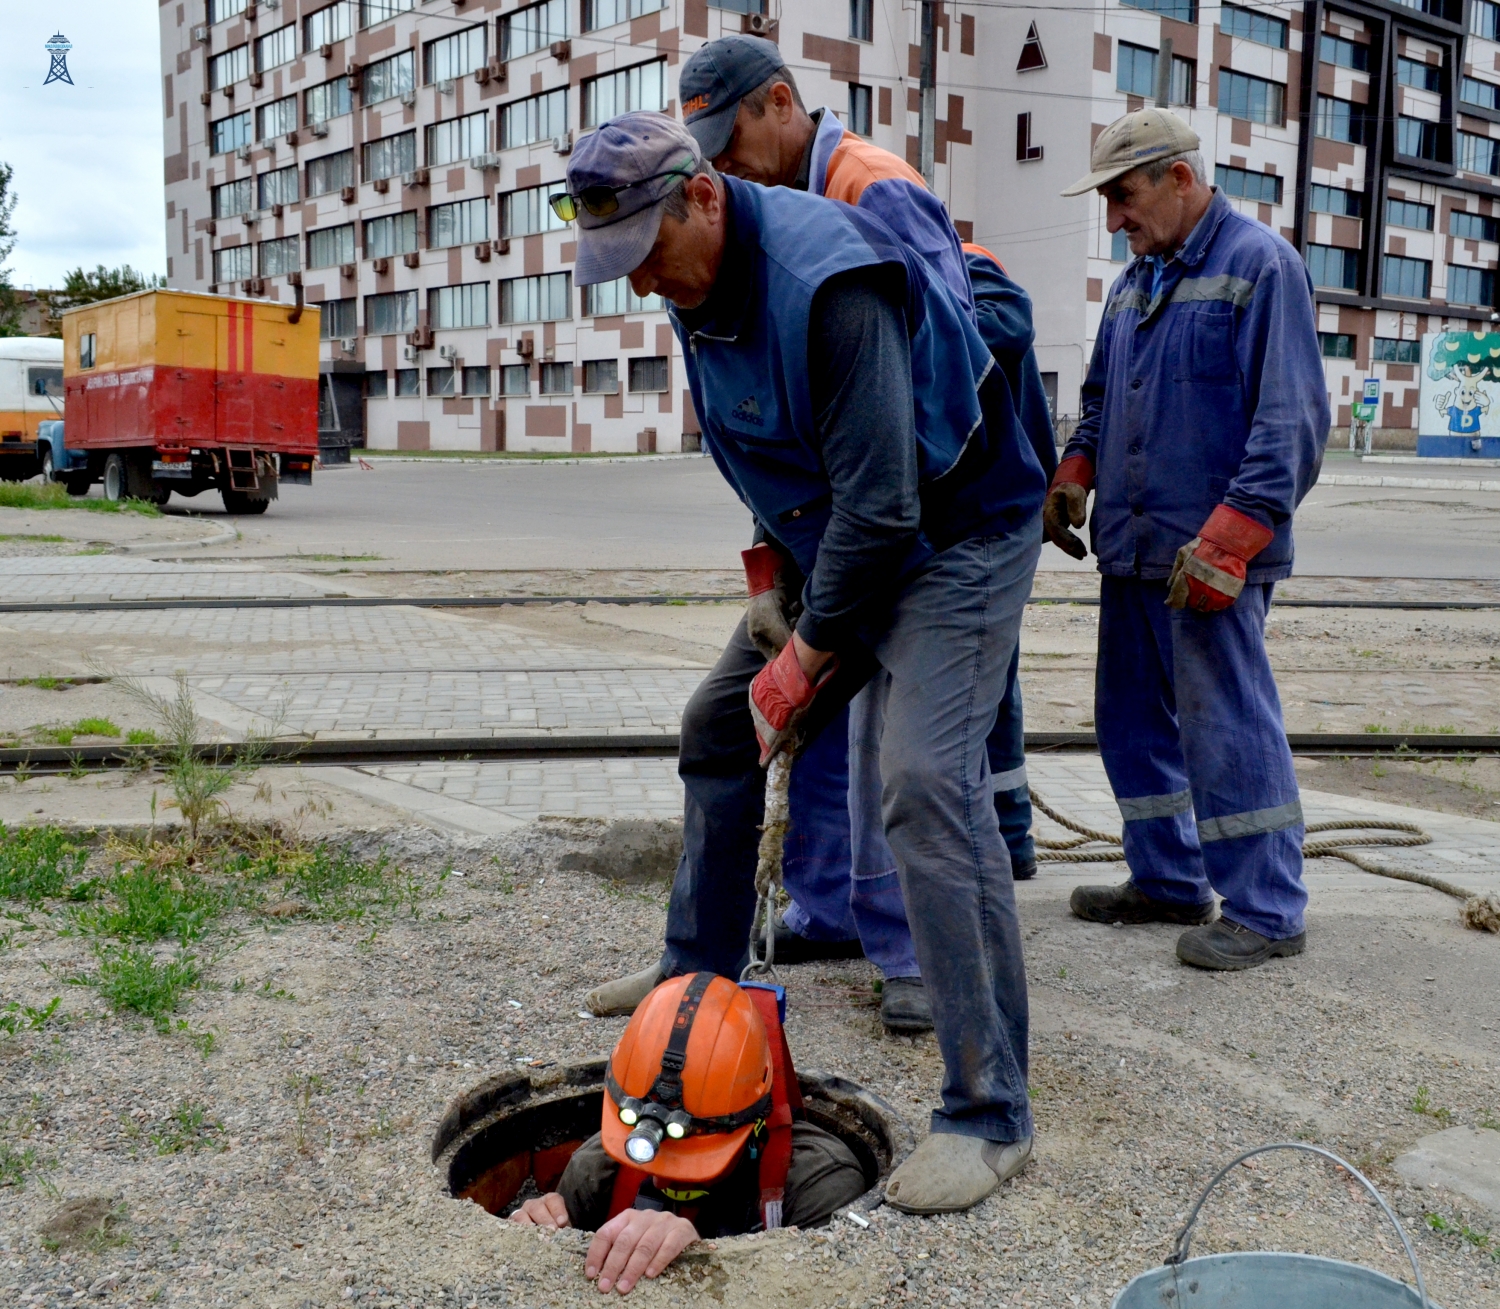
[0,1,166,289]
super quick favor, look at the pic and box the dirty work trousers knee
[1095,576,1307,940]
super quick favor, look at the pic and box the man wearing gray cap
[557,110,1048,1214]
[1047,109,1327,970]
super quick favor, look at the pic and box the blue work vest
[674,178,1042,577]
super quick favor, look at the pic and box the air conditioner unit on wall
[437,79,455,96]
[192,24,210,43]
[470,152,502,170]
[341,184,357,202]
[400,89,417,107]
[516,337,534,357]
[241,210,257,226]
[236,144,252,162]
[550,39,571,61]
[403,345,419,362]
[372,177,389,193]
[553,131,572,154]
[438,344,459,361]
[249,71,263,88]
[284,131,298,147]
[743,13,774,35]
[473,242,491,261]
[402,168,430,188]
[340,337,357,352]
[372,257,390,274]
[309,121,328,137]
[340,263,356,278]
[408,324,434,349]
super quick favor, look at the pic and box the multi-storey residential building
[159,1,1500,455]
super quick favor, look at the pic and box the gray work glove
[742,543,799,661]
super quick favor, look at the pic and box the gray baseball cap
[679,35,787,159]
[1061,108,1201,197]
[564,112,702,286]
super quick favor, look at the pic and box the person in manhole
[557,111,1045,1213]
[510,974,867,1294]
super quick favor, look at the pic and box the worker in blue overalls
[1050,110,1328,969]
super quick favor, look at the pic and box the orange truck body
[61,290,320,456]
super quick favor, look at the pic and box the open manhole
[432,1057,912,1217]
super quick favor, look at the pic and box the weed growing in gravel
[151,1100,224,1155]
[0,825,89,902]
[73,717,120,737]
[0,996,61,1036]
[125,728,158,745]
[288,1074,325,1154]
[71,864,226,946]
[82,944,202,1031]
[232,842,424,921]
[1427,1213,1499,1260]
[1410,1085,1454,1125]
[0,1141,37,1187]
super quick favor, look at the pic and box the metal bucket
[1113,1143,1439,1309]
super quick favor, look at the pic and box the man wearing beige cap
[1046,109,1328,970]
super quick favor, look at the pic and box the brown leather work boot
[1069,880,1216,926]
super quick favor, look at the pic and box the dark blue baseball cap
[564,112,703,286]
[679,35,786,159]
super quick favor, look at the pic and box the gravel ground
[1,823,1497,1309]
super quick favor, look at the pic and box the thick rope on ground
[1029,790,1499,934]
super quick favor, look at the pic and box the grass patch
[0,825,89,903]
[151,1100,224,1155]
[85,944,202,1030]
[125,728,158,745]
[0,1142,37,1188]
[1410,1084,1453,1125]
[71,864,225,947]
[0,997,61,1037]
[16,676,73,691]
[1363,723,1391,734]
[72,717,119,737]
[0,533,67,543]
[0,482,159,515]
[231,843,420,921]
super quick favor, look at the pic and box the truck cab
[0,338,65,481]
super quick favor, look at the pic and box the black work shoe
[1011,856,1038,881]
[1069,880,1216,926]
[1176,919,1306,971]
[881,977,934,1035]
[753,914,864,965]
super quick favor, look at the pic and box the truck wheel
[221,489,270,515]
[39,448,54,483]
[102,453,127,502]
[64,476,91,498]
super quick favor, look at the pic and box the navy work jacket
[1063,189,1328,581]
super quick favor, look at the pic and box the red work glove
[749,639,839,766]
[1165,504,1274,613]
[1043,455,1093,560]
[742,543,795,661]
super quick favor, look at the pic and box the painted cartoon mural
[1418,331,1500,456]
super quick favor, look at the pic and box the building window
[504,0,569,56]
[365,290,418,335]
[257,96,298,142]
[1308,183,1361,217]
[209,45,250,90]
[1318,332,1356,359]
[427,113,489,167]
[1319,34,1369,71]
[364,131,417,182]
[1397,117,1440,160]
[1449,265,1495,305]
[365,211,419,257]
[463,367,490,396]
[502,183,570,237]
[78,334,96,370]
[1120,0,1194,20]
[426,26,488,84]
[307,149,355,197]
[394,367,420,397]
[210,0,248,23]
[1219,70,1284,125]
[1217,164,1282,204]
[214,246,254,283]
[501,364,531,395]
[540,362,574,394]
[708,0,764,12]
[849,0,873,41]
[259,165,300,208]
[629,356,669,392]
[429,198,490,248]
[429,283,490,329]
[1110,229,1130,261]
[362,0,415,28]
[1220,4,1286,48]
[256,25,297,73]
[1462,77,1500,111]
[213,178,253,218]
[581,277,663,316]
[211,112,253,155]
[306,76,352,125]
[320,298,358,339]
[1386,197,1434,230]
[427,366,457,397]
[583,360,619,393]
[259,236,299,277]
[1117,43,1157,98]
[1170,57,1196,107]
[1397,57,1442,92]
[583,0,664,30]
[1306,244,1359,290]
[308,224,356,269]
[366,370,389,398]
[1473,0,1500,40]
[363,51,415,106]
[305,2,354,49]
[1372,337,1421,363]
[849,84,873,136]
[1314,96,1364,144]
[1459,131,1500,175]
[1383,254,1432,299]
[582,60,667,128]
[501,90,569,149]
[1452,210,1500,241]
[501,273,572,323]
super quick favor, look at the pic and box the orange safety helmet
[601,973,773,1184]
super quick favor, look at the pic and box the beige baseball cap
[1061,108,1201,197]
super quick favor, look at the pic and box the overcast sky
[1,0,166,291]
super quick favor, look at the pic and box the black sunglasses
[549,161,695,222]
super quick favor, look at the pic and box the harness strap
[649,971,714,1107]
[606,1163,648,1220]
[605,1068,772,1134]
[741,983,800,1230]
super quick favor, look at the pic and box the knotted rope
[742,752,793,980]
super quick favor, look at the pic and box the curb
[117,522,239,554]
[352,452,706,467]
[1319,473,1500,491]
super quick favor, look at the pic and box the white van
[0,337,64,479]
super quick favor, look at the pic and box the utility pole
[918,0,936,187]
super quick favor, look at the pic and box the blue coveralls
[1064,189,1328,940]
